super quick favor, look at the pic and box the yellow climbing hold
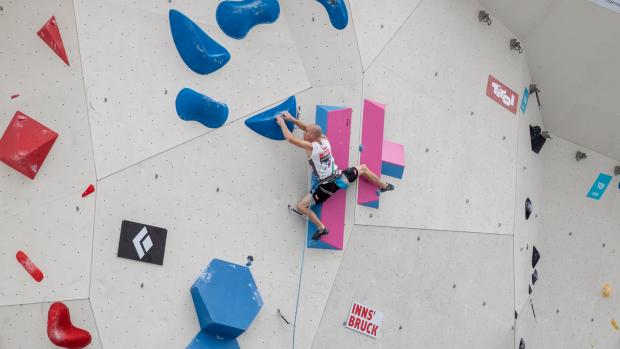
[611,319,619,331]
[602,284,612,298]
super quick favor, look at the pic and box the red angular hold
[0,111,58,179]
[81,184,95,198]
[37,16,70,66]
[16,251,44,282]
[10,94,20,99]
[47,302,92,349]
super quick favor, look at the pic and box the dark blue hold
[316,0,348,30]
[169,9,231,75]
[358,144,363,152]
[175,88,229,128]
[245,96,297,140]
[216,0,280,40]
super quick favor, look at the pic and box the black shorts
[311,167,358,204]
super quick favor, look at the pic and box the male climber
[276,111,394,241]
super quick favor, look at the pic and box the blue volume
[316,0,348,30]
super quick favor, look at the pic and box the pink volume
[357,99,385,207]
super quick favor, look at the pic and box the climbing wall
[519,137,620,348]
[73,0,310,178]
[313,225,514,348]
[512,64,545,319]
[0,0,96,306]
[355,0,520,235]
[0,300,102,349]
[2,0,610,348]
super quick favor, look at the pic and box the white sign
[345,302,383,338]
[588,0,620,14]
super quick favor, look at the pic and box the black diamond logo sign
[117,220,167,265]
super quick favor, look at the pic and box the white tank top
[308,138,338,181]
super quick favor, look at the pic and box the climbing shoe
[312,228,329,241]
[380,183,395,192]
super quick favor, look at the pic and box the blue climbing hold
[169,9,230,75]
[190,259,263,338]
[187,331,240,349]
[216,0,280,40]
[316,0,348,30]
[245,96,297,140]
[175,88,229,128]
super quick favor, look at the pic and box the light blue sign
[587,173,613,200]
[520,87,530,114]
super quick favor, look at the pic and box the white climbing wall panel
[313,225,515,349]
[355,0,521,235]
[73,0,310,178]
[512,64,545,315]
[282,0,362,87]
[526,137,620,348]
[0,0,96,307]
[0,300,103,349]
[0,0,95,219]
[348,0,423,71]
[89,117,307,348]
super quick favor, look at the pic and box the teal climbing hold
[216,0,280,40]
[245,96,297,140]
[316,0,348,30]
[169,9,230,75]
[175,88,229,128]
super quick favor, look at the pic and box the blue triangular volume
[360,200,379,209]
[175,88,229,128]
[245,96,297,140]
[169,9,230,75]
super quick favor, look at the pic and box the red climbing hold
[37,16,70,66]
[16,251,44,282]
[81,184,95,198]
[0,111,58,179]
[10,94,19,99]
[47,302,92,349]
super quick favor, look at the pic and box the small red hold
[81,184,95,198]
[10,94,19,99]
[37,16,70,66]
[47,302,92,349]
[16,251,44,282]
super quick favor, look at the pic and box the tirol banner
[486,75,519,114]
[588,0,620,14]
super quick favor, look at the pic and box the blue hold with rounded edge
[245,96,297,140]
[216,0,280,40]
[169,9,231,75]
[316,0,348,30]
[176,88,229,128]
[186,331,240,349]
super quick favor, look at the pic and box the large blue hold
[191,259,263,338]
[175,88,229,128]
[186,331,240,349]
[245,96,297,140]
[216,0,280,40]
[169,9,231,75]
[316,0,348,30]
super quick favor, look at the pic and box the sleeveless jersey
[308,138,338,181]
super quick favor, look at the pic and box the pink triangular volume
[37,16,70,66]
